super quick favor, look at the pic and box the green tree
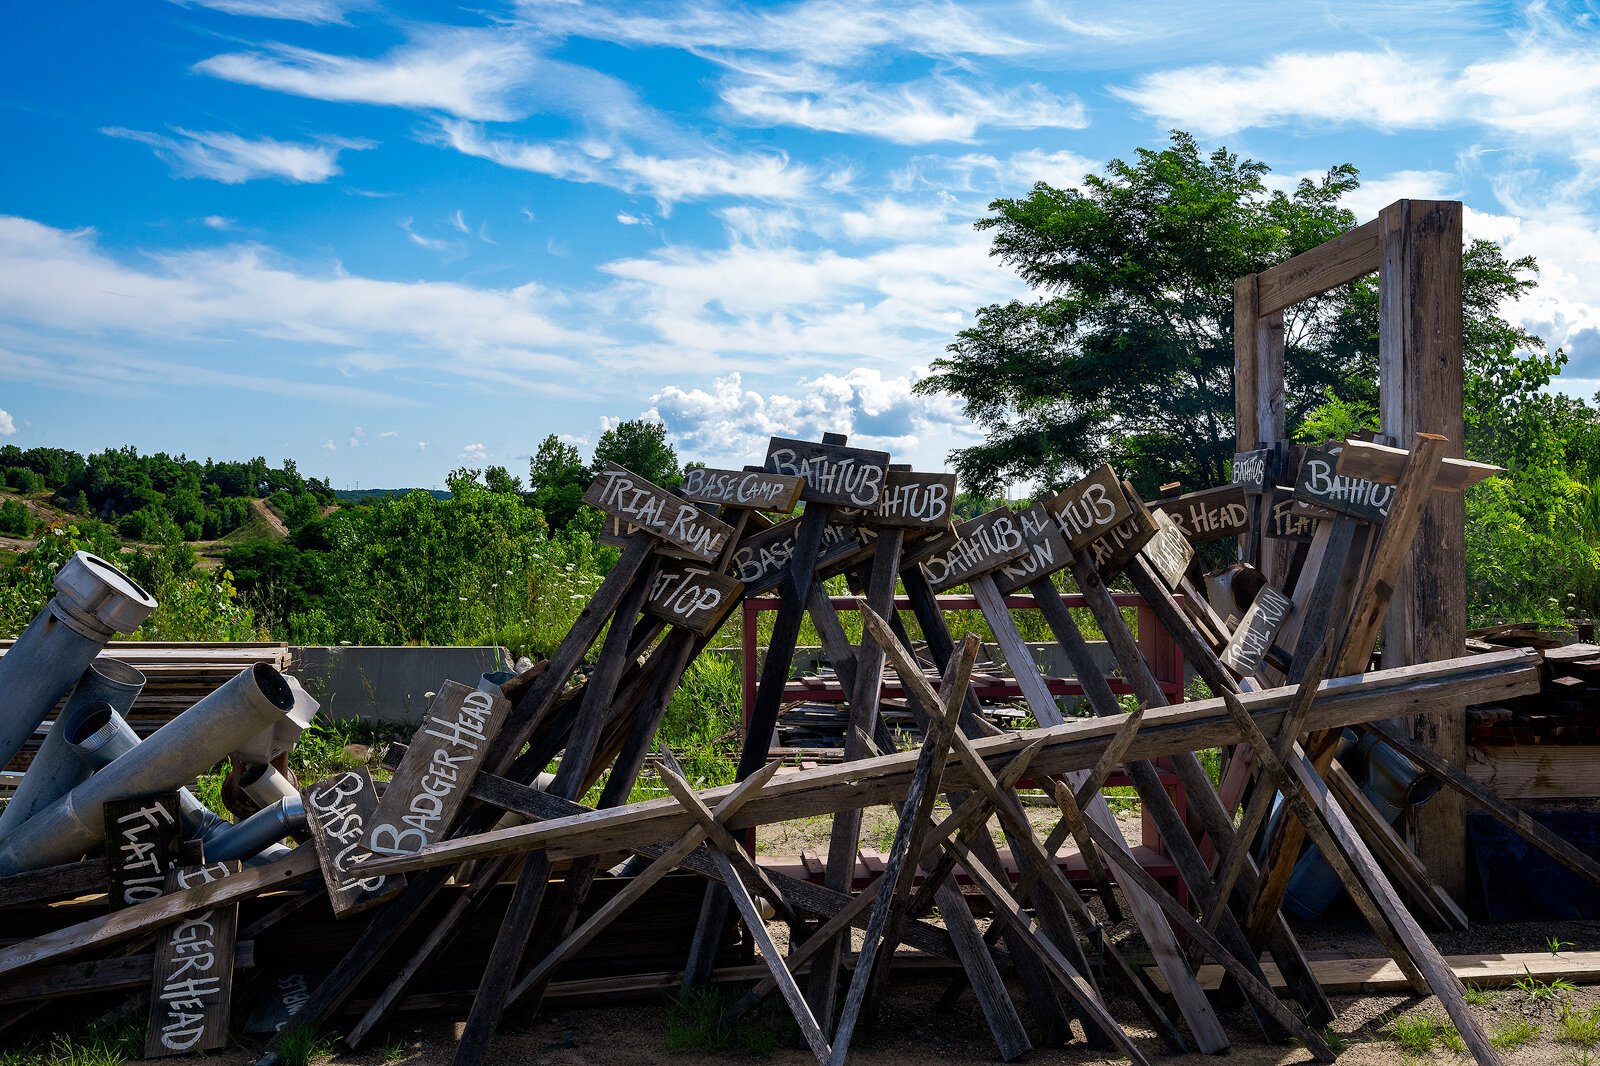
[528,435,590,532]
[592,418,679,486]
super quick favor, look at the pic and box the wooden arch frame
[1233,199,1469,894]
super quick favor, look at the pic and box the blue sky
[3,0,1598,489]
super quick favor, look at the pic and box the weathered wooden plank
[0,859,106,908]
[244,969,317,1035]
[1232,447,1275,492]
[103,793,183,910]
[993,504,1071,595]
[0,943,255,1007]
[1294,445,1395,524]
[680,467,804,512]
[1336,440,1500,492]
[729,518,862,595]
[1257,216,1382,315]
[1081,500,1157,576]
[833,470,957,528]
[1266,486,1322,542]
[303,769,405,917]
[1220,586,1294,676]
[1044,464,1132,550]
[642,560,743,634]
[1141,512,1195,590]
[145,861,240,1059]
[583,463,734,562]
[918,509,1028,592]
[764,436,890,509]
[1153,483,1250,543]
[1152,951,1600,996]
[363,683,509,859]
[1466,744,1600,800]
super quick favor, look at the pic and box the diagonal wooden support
[657,761,797,928]
[1051,782,1336,1062]
[658,750,833,1065]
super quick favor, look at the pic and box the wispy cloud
[175,0,363,23]
[458,442,488,461]
[196,30,537,121]
[102,127,371,183]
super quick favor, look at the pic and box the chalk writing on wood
[145,861,240,1058]
[1152,483,1250,543]
[1046,465,1132,550]
[1293,447,1393,524]
[1266,487,1321,542]
[730,518,862,595]
[1220,586,1295,675]
[994,504,1072,594]
[680,468,804,513]
[583,463,734,562]
[104,792,183,910]
[834,470,957,529]
[1141,512,1196,590]
[643,559,743,634]
[919,509,1028,593]
[763,436,890,508]
[1084,498,1158,576]
[304,768,406,917]
[244,970,320,1034]
[1232,448,1274,491]
[363,683,509,860]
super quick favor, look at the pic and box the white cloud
[719,67,1085,143]
[435,121,811,206]
[203,215,236,230]
[176,0,361,22]
[0,409,14,437]
[417,441,429,452]
[646,369,979,470]
[400,217,462,255]
[379,429,398,438]
[197,30,537,121]
[617,212,653,226]
[1113,51,1456,137]
[321,439,336,451]
[102,128,370,184]
[458,443,488,461]
[348,426,367,447]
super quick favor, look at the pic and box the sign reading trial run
[583,463,735,562]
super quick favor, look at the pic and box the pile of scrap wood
[0,432,1594,1066]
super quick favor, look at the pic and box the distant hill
[333,488,451,502]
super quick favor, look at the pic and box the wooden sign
[583,463,734,562]
[1084,505,1158,576]
[1293,447,1394,524]
[729,518,863,595]
[1266,486,1321,542]
[763,436,890,508]
[918,509,1028,593]
[145,860,240,1058]
[643,559,743,634]
[304,768,406,917]
[1152,484,1250,543]
[1046,465,1133,550]
[680,467,804,512]
[363,683,509,859]
[1141,512,1196,590]
[834,470,957,529]
[994,504,1072,594]
[104,792,184,910]
[1220,586,1295,675]
[244,970,319,1034]
[1231,447,1274,491]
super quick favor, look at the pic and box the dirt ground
[165,805,1600,1065]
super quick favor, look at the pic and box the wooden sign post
[104,793,184,910]
[145,860,240,1059]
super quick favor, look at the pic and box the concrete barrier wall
[289,646,513,723]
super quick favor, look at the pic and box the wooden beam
[1257,217,1382,315]
[1336,440,1499,492]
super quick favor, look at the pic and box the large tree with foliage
[592,418,679,486]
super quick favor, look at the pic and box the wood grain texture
[680,467,804,512]
[103,793,183,911]
[1257,216,1382,315]
[1045,465,1133,549]
[144,861,241,1059]
[303,769,404,917]
[764,436,890,508]
[583,463,734,561]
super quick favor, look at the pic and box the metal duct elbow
[203,796,306,863]
[0,552,155,773]
[0,663,297,875]
[241,763,301,807]
[0,659,146,836]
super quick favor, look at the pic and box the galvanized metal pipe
[0,552,155,773]
[203,796,306,862]
[241,763,301,807]
[0,658,145,835]
[0,663,296,874]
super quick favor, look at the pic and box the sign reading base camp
[304,768,405,917]
[363,682,510,859]
[680,467,804,513]
[145,860,240,1059]
[583,462,734,562]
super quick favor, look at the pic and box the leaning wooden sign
[145,860,240,1059]
[730,518,863,595]
[645,560,743,634]
[994,504,1071,595]
[104,792,184,910]
[1141,512,1196,590]
[584,462,735,562]
[1047,464,1133,550]
[919,509,1028,593]
[1220,586,1294,675]
[764,436,890,508]
[680,467,804,513]
[363,682,510,859]
[304,768,406,917]
[1153,483,1250,543]
[834,470,957,529]
[1293,447,1394,524]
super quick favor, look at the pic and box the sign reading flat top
[145,860,240,1059]
[1153,483,1250,543]
[304,768,406,917]
[1232,447,1275,491]
[764,436,890,508]
[104,792,184,910]
[834,470,957,528]
[680,467,804,513]
[1047,465,1133,550]
[583,463,734,562]
[994,504,1072,595]
[1266,486,1321,542]
[1220,585,1294,675]
[363,682,510,860]
[644,559,743,634]
[919,508,1028,593]
[730,518,864,595]
[1293,447,1394,524]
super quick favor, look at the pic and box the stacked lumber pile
[0,432,1593,1066]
